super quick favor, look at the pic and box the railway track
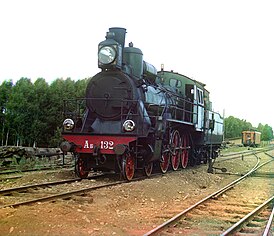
[218,146,274,162]
[0,167,75,184]
[3,149,257,209]
[221,196,274,236]
[143,152,274,235]
[0,172,156,209]
[0,173,119,208]
[0,164,73,176]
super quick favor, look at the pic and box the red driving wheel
[171,130,181,171]
[122,152,135,181]
[75,155,89,179]
[160,148,170,173]
[181,133,190,168]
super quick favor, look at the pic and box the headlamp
[63,118,74,130]
[123,120,135,132]
[98,46,116,64]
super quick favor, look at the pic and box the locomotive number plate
[100,140,114,150]
[62,134,137,154]
[83,140,114,150]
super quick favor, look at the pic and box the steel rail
[0,165,73,175]
[221,196,274,236]
[221,146,273,157]
[0,173,107,195]
[143,154,259,236]
[0,180,126,209]
[0,175,22,181]
[264,152,274,159]
[0,178,82,194]
[263,204,274,236]
[0,174,156,209]
[221,148,261,157]
[143,153,274,236]
[218,147,274,162]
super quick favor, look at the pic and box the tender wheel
[75,154,89,179]
[171,130,181,171]
[143,162,153,177]
[181,133,190,168]
[160,147,170,173]
[122,152,135,181]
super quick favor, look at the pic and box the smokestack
[109,27,126,48]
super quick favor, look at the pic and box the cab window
[197,88,204,105]
[170,78,182,88]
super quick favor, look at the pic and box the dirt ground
[0,148,272,236]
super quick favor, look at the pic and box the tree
[1,77,90,147]
[257,123,273,141]
[31,78,50,147]
[0,80,13,145]
[47,77,87,146]
[224,116,273,141]
[224,116,253,139]
[6,78,34,146]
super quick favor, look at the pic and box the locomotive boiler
[60,27,224,180]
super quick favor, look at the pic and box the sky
[0,0,273,129]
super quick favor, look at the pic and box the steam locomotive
[60,27,224,180]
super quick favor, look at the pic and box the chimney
[109,27,126,48]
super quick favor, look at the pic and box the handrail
[63,97,222,134]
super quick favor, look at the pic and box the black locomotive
[60,27,224,180]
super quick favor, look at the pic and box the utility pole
[207,113,215,173]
